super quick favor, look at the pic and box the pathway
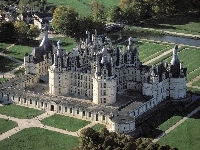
[0,43,24,79]
[187,74,200,90]
[152,106,200,143]
[0,111,80,141]
[143,45,183,65]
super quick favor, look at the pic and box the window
[24,98,26,103]
[30,99,32,104]
[103,98,106,103]
[41,102,43,106]
[70,108,72,113]
[102,90,106,96]
[83,111,85,116]
[89,112,91,117]
[77,110,79,114]
[59,106,61,111]
[104,83,106,88]
[103,115,105,120]
[65,107,67,112]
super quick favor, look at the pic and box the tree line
[72,127,177,150]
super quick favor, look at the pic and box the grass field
[0,104,44,119]
[157,116,182,132]
[0,78,8,83]
[0,118,18,135]
[0,56,21,73]
[0,127,79,150]
[138,40,173,63]
[41,114,90,132]
[50,37,76,52]
[47,0,92,15]
[5,45,32,61]
[91,123,106,131]
[0,42,12,50]
[158,111,200,150]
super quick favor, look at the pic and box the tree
[13,20,29,40]
[0,22,16,42]
[90,0,104,21]
[107,6,122,22]
[51,6,78,37]
[27,25,40,39]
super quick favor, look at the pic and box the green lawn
[158,111,200,150]
[0,104,44,119]
[0,78,8,83]
[47,0,92,15]
[0,118,18,135]
[4,45,32,61]
[50,37,76,52]
[192,80,200,87]
[41,114,90,132]
[0,127,79,150]
[91,123,106,131]
[157,116,183,132]
[0,56,21,73]
[138,40,173,63]
[0,42,12,50]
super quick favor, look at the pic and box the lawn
[192,80,200,87]
[0,118,18,135]
[157,116,183,132]
[91,123,106,131]
[50,37,76,52]
[47,0,92,15]
[0,56,21,73]
[138,40,173,63]
[158,111,200,150]
[0,78,8,83]
[0,42,12,50]
[41,114,90,132]
[4,45,32,61]
[0,127,79,150]
[0,104,44,119]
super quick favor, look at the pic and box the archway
[50,105,54,111]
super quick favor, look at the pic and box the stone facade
[0,29,187,134]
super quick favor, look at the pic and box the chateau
[0,28,187,134]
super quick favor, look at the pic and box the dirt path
[152,106,200,143]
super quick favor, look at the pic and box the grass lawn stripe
[0,127,79,150]
[41,114,90,132]
[0,118,18,135]
[0,104,44,119]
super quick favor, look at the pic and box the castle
[0,28,187,134]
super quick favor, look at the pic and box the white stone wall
[170,77,186,99]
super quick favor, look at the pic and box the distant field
[158,111,200,150]
[0,127,79,150]
[47,0,92,15]
[41,114,90,132]
[0,118,18,135]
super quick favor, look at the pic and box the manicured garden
[41,114,90,132]
[91,123,106,131]
[0,118,18,135]
[157,116,182,132]
[138,40,173,63]
[0,127,79,150]
[0,104,44,119]
[158,111,200,150]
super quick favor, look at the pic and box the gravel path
[153,106,200,143]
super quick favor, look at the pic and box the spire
[170,44,180,66]
[57,40,62,57]
[39,26,50,47]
